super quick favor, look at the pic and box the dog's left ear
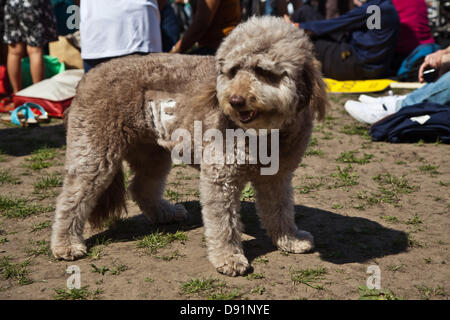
[300,58,329,121]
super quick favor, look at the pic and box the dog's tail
[88,165,127,229]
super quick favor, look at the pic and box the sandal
[0,104,38,126]
[23,102,49,122]
[0,103,48,126]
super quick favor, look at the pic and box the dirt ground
[0,92,448,300]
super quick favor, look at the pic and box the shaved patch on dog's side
[149,99,177,140]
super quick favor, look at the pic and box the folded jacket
[370,102,450,143]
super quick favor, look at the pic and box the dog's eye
[228,66,239,79]
[254,67,283,84]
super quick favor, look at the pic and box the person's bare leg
[7,43,25,93]
[26,45,45,84]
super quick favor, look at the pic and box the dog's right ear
[189,73,219,110]
[304,58,329,121]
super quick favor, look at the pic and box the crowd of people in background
[0,0,449,102]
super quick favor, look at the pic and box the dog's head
[215,16,327,130]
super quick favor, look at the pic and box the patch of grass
[419,164,440,176]
[332,165,358,188]
[246,273,264,280]
[336,151,373,164]
[0,196,53,218]
[0,256,33,285]
[358,286,401,300]
[309,136,318,147]
[254,256,269,264]
[407,233,423,248]
[363,173,418,207]
[144,276,155,283]
[31,220,51,232]
[0,170,21,185]
[290,267,327,290]
[25,147,58,171]
[295,181,323,194]
[53,286,103,300]
[340,124,370,139]
[87,246,103,260]
[25,239,51,257]
[332,203,343,209]
[439,181,450,187]
[415,285,447,300]
[137,230,187,254]
[250,285,265,295]
[380,215,400,223]
[33,173,62,192]
[180,278,224,295]
[240,184,255,201]
[109,262,128,275]
[156,250,185,261]
[405,214,423,228]
[207,289,241,300]
[164,189,181,202]
[91,264,109,275]
[386,264,404,272]
[0,237,8,244]
[305,148,324,157]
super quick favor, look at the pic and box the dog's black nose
[229,95,246,109]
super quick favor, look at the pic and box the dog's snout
[229,95,246,109]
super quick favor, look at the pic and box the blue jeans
[399,71,450,109]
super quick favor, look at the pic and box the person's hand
[283,14,299,28]
[418,49,446,82]
[169,40,182,53]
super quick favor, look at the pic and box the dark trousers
[293,4,370,80]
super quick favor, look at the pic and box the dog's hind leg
[127,144,187,224]
[253,173,314,253]
[51,158,124,260]
[200,165,250,276]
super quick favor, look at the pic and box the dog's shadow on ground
[87,200,408,265]
[0,124,66,156]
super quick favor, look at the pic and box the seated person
[169,0,241,55]
[392,0,435,58]
[345,46,450,124]
[290,0,400,80]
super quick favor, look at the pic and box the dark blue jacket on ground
[370,103,450,143]
[300,0,399,74]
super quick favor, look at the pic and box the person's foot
[344,100,397,124]
[358,94,406,112]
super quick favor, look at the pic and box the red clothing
[392,0,435,56]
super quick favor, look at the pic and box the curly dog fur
[51,17,328,276]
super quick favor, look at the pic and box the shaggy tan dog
[51,16,328,276]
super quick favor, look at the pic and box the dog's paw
[52,243,87,261]
[276,230,314,254]
[215,254,250,277]
[159,201,188,223]
[172,204,188,222]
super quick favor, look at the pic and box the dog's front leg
[253,173,314,253]
[199,166,249,276]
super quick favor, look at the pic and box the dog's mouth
[238,110,259,123]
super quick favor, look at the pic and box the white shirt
[80,0,162,59]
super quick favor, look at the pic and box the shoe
[344,100,396,124]
[358,94,406,112]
